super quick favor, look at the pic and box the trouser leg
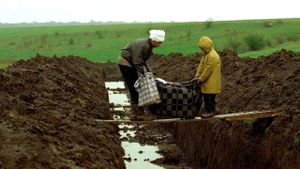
[118,65,145,118]
[118,64,139,105]
[204,94,216,113]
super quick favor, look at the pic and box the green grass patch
[0,64,10,69]
[240,42,300,58]
[0,18,299,62]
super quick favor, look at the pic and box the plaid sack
[134,72,161,107]
[149,78,202,118]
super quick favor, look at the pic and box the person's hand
[137,72,144,78]
[197,79,203,86]
[192,78,198,82]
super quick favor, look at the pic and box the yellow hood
[198,36,213,53]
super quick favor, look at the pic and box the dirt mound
[99,62,123,81]
[148,52,201,82]
[148,49,300,114]
[147,49,300,169]
[219,49,300,114]
[0,55,125,169]
[3,47,297,169]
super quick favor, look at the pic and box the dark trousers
[118,64,139,105]
[203,94,216,113]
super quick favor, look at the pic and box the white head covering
[149,29,165,42]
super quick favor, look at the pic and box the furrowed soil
[0,48,299,169]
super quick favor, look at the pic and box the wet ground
[0,49,299,169]
[101,48,300,169]
[105,81,191,169]
[0,56,125,169]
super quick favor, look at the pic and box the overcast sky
[0,0,299,23]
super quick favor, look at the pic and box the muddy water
[105,81,164,169]
[120,123,163,169]
[106,81,130,120]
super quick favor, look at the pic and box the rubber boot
[142,106,157,121]
[201,112,214,118]
[135,106,144,115]
[134,105,147,121]
[130,104,138,121]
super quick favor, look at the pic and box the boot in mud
[130,104,138,121]
[135,106,144,115]
[141,107,157,121]
[130,104,145,121]
[201,112,215,118]
[136,106,158,121]
[134,106,149,121]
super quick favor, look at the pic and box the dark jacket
[120,38,153,73]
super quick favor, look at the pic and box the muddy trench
[0,49,299,169]
[102,49,300,169]
[104,81,190,169]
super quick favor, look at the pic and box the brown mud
[147,49,300,169]
[0,55,124,169]
[0,48,299,169]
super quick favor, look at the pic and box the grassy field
[0,18,299,63]
[0,64,9,69]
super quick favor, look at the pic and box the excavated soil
[148,49,300,114]
[147,49,300,169]
[0,55,124,169]
[0,48,299,169]
[106,49,300,113]
[103,48,300,169]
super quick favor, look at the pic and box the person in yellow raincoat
[194,36,221,118]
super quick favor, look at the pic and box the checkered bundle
[134,72,161,107]
[149,79,202,118]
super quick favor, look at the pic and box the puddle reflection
[105,81,125,89]
[122,142,163,169]
[105,81,164,169]
[108,91,130,106]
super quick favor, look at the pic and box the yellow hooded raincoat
[195,36,221,94]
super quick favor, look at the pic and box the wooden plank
[95,118,181,124]
[213,110,284,121]
[96,110,284,123]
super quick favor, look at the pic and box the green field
[0,18,299,63]
[0,64,9,69]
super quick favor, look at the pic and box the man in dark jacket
[118,29,165,120]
